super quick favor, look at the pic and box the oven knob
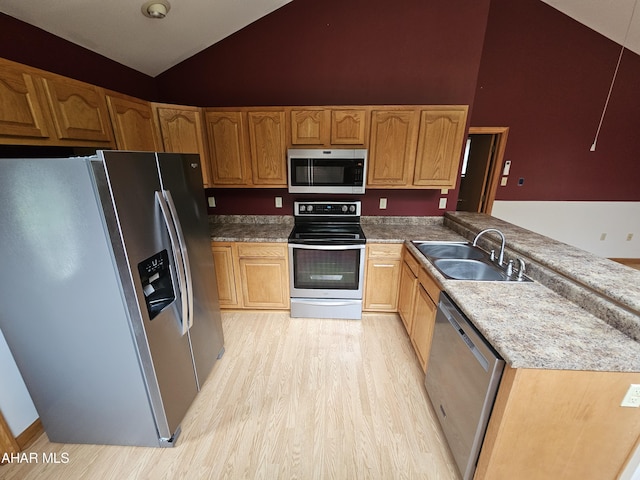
[349,205,356,213]
[306,204,313,212]
[341,205,348,213]
[299,205,306,212]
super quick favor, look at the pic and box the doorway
[456,127,509,215]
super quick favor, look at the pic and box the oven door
[288,243,365,299]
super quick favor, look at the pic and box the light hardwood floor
[1,312,460,479]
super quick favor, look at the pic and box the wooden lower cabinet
[212,242,289,310]
[396,246,441,372]
[476,368,640,480]
[363,243,402,312]
[410,284,438,373]
[211,243,239,308]
[397,248,421,333]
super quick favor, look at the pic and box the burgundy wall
[0,13,156,100]
[206,188,445,216]
[4,0,638,213]
[156,0,491,107]
[160,0,491,216]
[471,0,640,201]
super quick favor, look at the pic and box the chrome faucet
[473,228,506,266]
[517,258,526,281]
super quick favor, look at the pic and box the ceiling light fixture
[141,0,171,19]
[590,0,638,152]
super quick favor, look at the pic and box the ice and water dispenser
[138,250,176,319]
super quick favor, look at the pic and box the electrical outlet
[208,196,216,208]
[438,198,447,209]
[621,384,640,407]
[275,197,283,208]
[627,233,634,241]
[379,198,387,209]
[500,177,508,186]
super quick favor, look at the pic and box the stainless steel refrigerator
[0,151,224,447]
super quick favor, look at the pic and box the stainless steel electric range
[288,200,366,320]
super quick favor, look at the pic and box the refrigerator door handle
[156,191,190,336]
[162,189,194,332]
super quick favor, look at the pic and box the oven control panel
[294,201,361,216]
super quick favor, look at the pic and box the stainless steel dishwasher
[425,293,505,480]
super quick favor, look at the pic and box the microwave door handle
[163,190,194,333]
[308,159,313,186]
[156,191,190,336]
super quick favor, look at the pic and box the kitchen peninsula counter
[366,215,640,372]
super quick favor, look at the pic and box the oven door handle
[295,301,361,307]
[288,243,365,250]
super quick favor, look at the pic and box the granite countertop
[209,215,293,242]
[444,282,640,372]
[209,214,640,372]
[446,212,640,316]
[361,216,461,243]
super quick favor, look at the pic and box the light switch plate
[438,198,447,209]
[208,196,216,208]
[500,177,508,186]
[503,160,511,176]
[379,198,387,209]
[275,197,283,208]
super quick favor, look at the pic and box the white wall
[0,329,38,436]
[492,201,640,258]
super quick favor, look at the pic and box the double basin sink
[412,241,531,282]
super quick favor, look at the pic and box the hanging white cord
[590,0,638,151]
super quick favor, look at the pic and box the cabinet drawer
[237,243,287,258]
[367,243,402,258]
[403,248,421,276]
[418,267,442,304]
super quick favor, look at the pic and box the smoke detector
[141,0,171,19]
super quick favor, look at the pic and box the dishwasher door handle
[442,307,490,372]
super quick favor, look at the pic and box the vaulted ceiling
[1,0,638,77]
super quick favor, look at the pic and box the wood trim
[16,419,43,450]
[610,258,640,270]
[0,409,20,459]
[468,126,509,215]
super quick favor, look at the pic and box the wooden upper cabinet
[106,93,161,151]
[413,106,468,188]
[290,109,328,145]
[0,61,51,141]
[330,109,367,145]
[205,110,250,186]
[154,104,211,186]
[368,109,419,187]
[247,110,287,186]
[289,107,367,146]
[40,76,113,144]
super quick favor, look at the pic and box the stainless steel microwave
[287,148,367,194]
